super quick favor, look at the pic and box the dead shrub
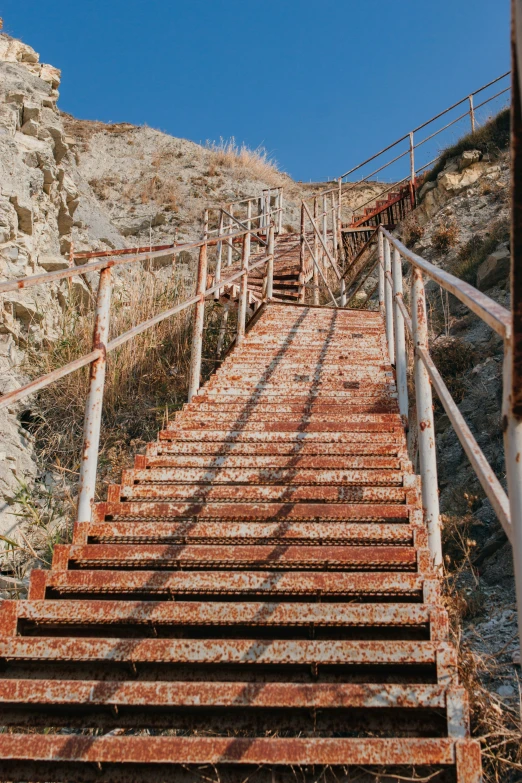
[401,214,425,247]
[138,175,179,211]
[88,177,113,201]
[432,219,459,251]
[430,335,475,403]
[452,219,510,283]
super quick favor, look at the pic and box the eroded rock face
[0,33,127,537]
[417,150,502,223]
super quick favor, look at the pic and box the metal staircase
[0,302,481,781]
[2,69,520,783]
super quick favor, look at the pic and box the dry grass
[205,137,284,187]
[442,514,522,782]
[137,174,180,211]
[25,263,195,499]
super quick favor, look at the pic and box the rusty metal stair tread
[93,500,414,521]
[100,486,415,504]
[77,521,420,544]
[0,680,452,708]
[0,637,450,664]
[8,600,443,628]
[0,735,481,768]
[30,569,438,598]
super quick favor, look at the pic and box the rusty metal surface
[0,302,478,781]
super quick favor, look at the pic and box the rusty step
[74,520,421,545]
[52,543,422,571]
[93,500,414,522]
[4,600,446,633]
[29,569,439,600]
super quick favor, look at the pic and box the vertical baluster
[332,193,338,255]
[392,246,408,427]
[187,243,208,401]
[278,188,283,234]
[214,210,224,301]
[265,225,275,302]
[412,268,442,567]
[468,94,475,133]
[384,238,395,364]
[409,132,416,208]
[216,305,229,358]
[77,267,112,522]
[237,202,251,344]
[322,193,328,263]
[299,203,306,304]
[313,197,320,305]
[502,339,522,661]
[227,205,233,268]
[378,231,385,317]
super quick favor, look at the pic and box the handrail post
[412,267,442,567]
[337,178,342,238]
[392,246,408,428]
[378,231,385,317]
[214,209,224,301]
[265,224,275,302]
[468,94,475,133]
[299,203,306,303]
[202,209,209,240]
[502,339,522,660]
[332,194,338,255]
[409,132,416,208]
[322,193,328,260]
[278,188,283,234]
[77,266,112,523]
[313,197,320,305]
[187,243,208,401]
[226,205,234,268]
[384,237,395,364]
[237,203,251,344]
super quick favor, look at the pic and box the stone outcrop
[417,149,503,223]
[476,243,510,290]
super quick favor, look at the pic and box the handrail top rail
[0,245,275,411]
[378,226,511,340]
[206,186,283,213]
[0,222,269,295]
[338,71,510,181]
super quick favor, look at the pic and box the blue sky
[1,0,510,182]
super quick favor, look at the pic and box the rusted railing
[375,226,520,654]
[302,72,509,228]
[0,205,280,524]
[296,193,345,306]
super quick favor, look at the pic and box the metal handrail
[375,225,519,649]
[0,211,277,523]
[300,72,510,237]
[338,71,510,181]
